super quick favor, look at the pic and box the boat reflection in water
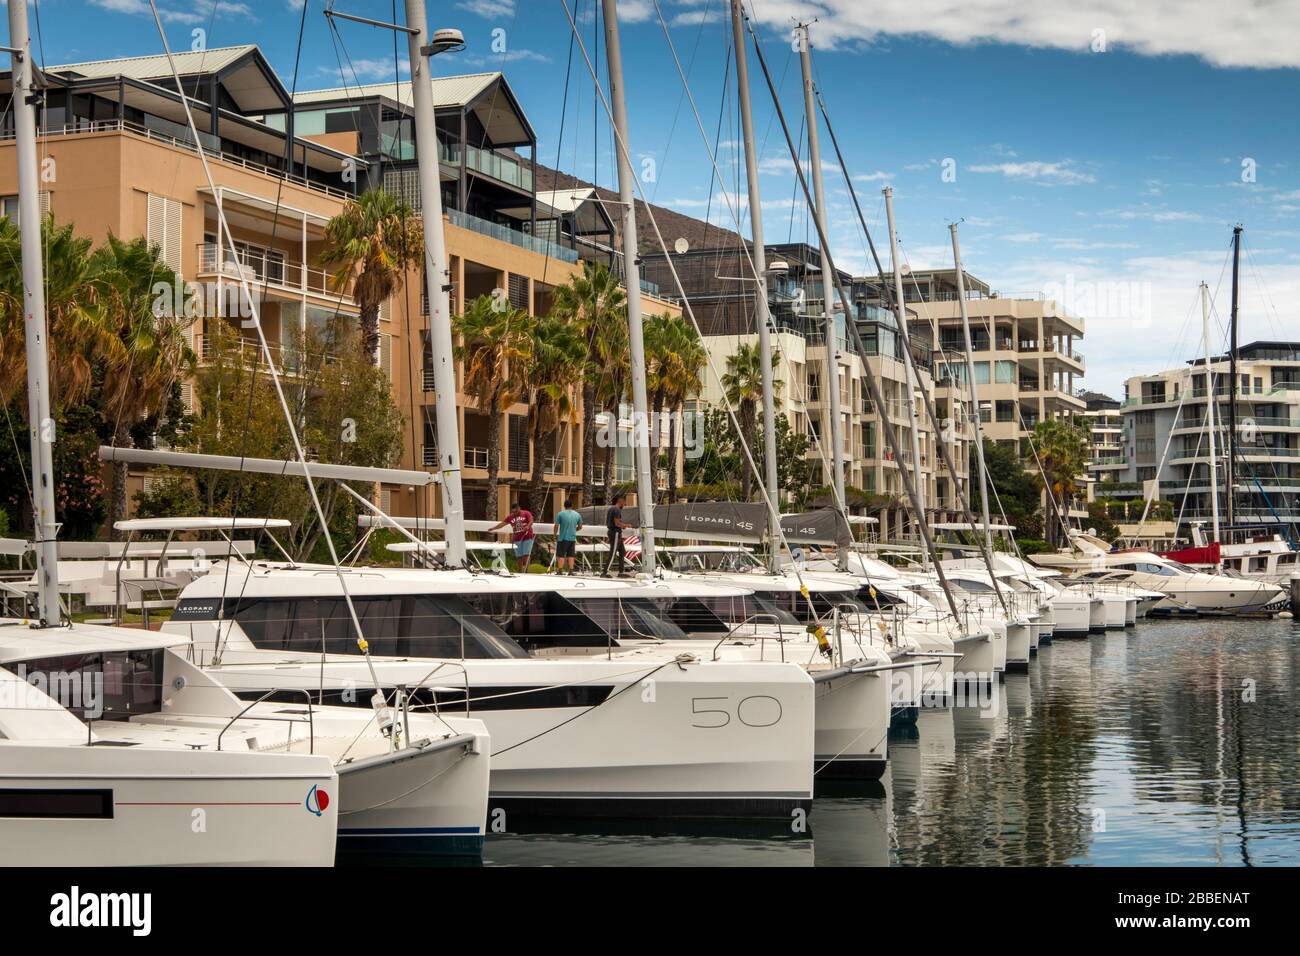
[460,618,1300,866]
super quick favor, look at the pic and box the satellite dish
[673,237,689,255]
[901,264,911,274]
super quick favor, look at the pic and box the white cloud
[985,249,1300,396]
[457,0,515,17]
[746,0,1300,70]
[1003,232,1045,243]
[852,170,893,183]
[968,160,1096,185]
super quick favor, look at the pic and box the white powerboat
[1033,532,1287,616]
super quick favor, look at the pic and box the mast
[406,0,466,567]
[8,0,62,626]
[1226,224,1242,529]
[1201,281,1221,543]
[731,0,780,572]
[884,187,928,551]
[601,0,657,574]
[797,23,847,554]
[952,224,995,560]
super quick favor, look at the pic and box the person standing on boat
[490,501,535,572]
[602,493,632,577]
[554,499,583,574]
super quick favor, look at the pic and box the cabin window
[12,650,163,722]
[214,595,528,659]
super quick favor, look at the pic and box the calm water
[482,617,1300,866]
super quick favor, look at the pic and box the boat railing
[217,687,316,754]
[713,612,788,662]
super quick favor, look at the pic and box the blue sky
[22,0,1300,397]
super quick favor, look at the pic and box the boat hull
[0,746,337,866]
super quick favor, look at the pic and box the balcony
[10,118,357,201]
[545,456,575,476]
[447,209,578,264]
[592,462,636,484]
[196,243,353,303]
[437,139,534,192]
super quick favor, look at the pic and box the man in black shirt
[602,492,631,577]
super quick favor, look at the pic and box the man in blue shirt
[553,499,583,574]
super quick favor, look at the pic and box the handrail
[712,611,787,662]
[12,119,357,201]
[217,687,316,753]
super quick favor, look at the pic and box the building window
[507,413,530,473]
[508,273,529,311]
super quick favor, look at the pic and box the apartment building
[1114,341,1300,529]
[899,268,1086,447]
[1,47,676,524]
[640,241,975,536]
[1081,391,1126,487]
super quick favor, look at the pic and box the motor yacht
[1032,532,1287,616]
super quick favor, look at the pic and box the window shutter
[38,191,50,216]
[379,333,392,377]
[147,194,183,276]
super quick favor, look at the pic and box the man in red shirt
[489,501,535,572]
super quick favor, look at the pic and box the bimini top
[114,517,292,533]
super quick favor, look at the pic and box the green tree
[1028,419,1090,547]
[646,313,706,503]
[974,437,1041,526]
[0,216,125,410]
[551,261,627,505]
[753,412,813,508]
[523,312,586,517]
[91,233,196,536]
[453,295,531,520]
[317,188,422,362]
[721,341,781,501]
[182,317,404,561]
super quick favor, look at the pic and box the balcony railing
[197,244,350,301]
[447,209,578,264]
[592,462,636,484]
[422,368,436,392]
[10,119,356,200]
[544,456,574,476]
[464,446,489,469]
[422,445,438,467]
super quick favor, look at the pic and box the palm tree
[721,341,781,501]
[0,216,125,409]
[1028,418,1089,547]
[663,318,706,503]
[524,312,587,519]
[91,234,198,535]
[453,294,531,521]
[552,261,627,505]
[317,188,422,362]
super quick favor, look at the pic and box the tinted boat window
[12,650,163,721]
[230,595,527,659]
[462,591,608,649]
